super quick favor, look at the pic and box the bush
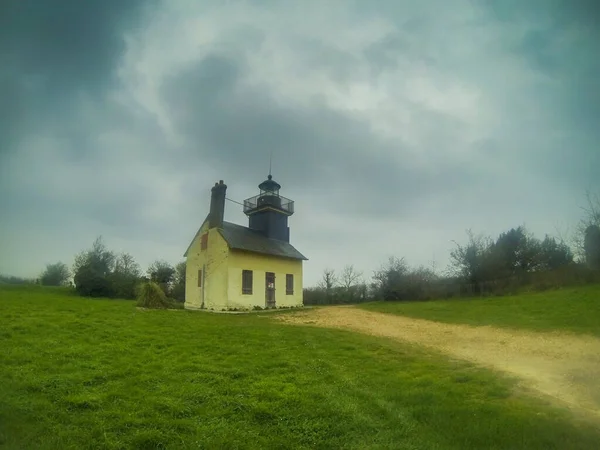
[73,237,116,298]
[167,299,185,309]
[40,262,71,286]
[136,282,171,309]
[74,266,114,298]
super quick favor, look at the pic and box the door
[265,272,276,308]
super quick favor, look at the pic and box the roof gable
[183,213,210,257]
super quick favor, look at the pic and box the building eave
[227,245,309,261]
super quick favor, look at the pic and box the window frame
[286,273,294,295]
[242,269,253,295]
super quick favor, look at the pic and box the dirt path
[275,306,600,420]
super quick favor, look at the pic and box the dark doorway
[265,272,276,308]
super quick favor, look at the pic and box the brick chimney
[209,180,227,229]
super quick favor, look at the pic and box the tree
[403,265,439,300]
[0,274,36,285]
[372,257,440,301]
[340,264,362,290]
[372,256,409,300]
[73,236,115,278]
[108,252,142,299]
[114,253,140,277]
[449,230,495,286]
[356,282,369,302]
[147,260,176,296]
[584,225,600,269]
[40,262,70,286]
[317,268,338,303]
[319,268,337,290]
[491,226,541,276]
[582,190,600,226]
[174,261,186,286]
[171,261,187,302]
[73,237,116,297]
[340,264,363,302]
[574,190,600,261]
[537,235,574,271]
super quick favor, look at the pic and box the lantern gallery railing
[243,194,294,214]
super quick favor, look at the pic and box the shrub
[74,266,114,298]
[40,262,71,286]
[136,282,171,309]
[167,299,185,310]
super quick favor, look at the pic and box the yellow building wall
[186,223,304,311]
[227,250,303,309]
[184,222,208,310]
[184,224,230,310]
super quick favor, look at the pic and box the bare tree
[583,189,600,225]
[110,253,142,299]
[114,253,141,278]
[318,268,337,291]
[552,221,572,246]
[430,253,438,277]
[340,264,363,302]
[340,265,362,290]
[318,268,337,303]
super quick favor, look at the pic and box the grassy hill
[1,285,599,449]
[359,284,600,336]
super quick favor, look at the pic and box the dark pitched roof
[219,222,308,261]
[183,219,307,261]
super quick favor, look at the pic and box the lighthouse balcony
[243,193,294,215]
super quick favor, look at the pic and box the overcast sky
[1,0,598,286]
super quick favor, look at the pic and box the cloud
[1,0,598,286]
[0,0,154,155]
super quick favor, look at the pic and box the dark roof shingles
[219,222,307,260]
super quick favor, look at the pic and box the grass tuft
[136,281,171,309]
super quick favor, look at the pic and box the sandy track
[275,306,600,420]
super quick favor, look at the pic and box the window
[197,269,202,287]
[242,270,253,294]
[201,233,208,251]
[286,274,294,295]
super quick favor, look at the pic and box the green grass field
[1,285,600,449]
[359,284,600,336]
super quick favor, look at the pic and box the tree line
[3,191,600,305]
[3,237,187,303]
[304,192,600,305]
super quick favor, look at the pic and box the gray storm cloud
[1,0,598,285]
